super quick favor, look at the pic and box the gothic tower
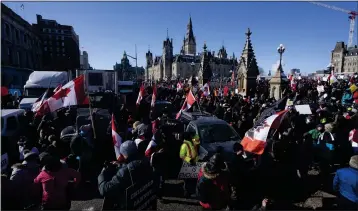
[183,16,196,55]
[199,42,212,85]
[162,32,173,80]
[145,49,153,81]
[237,28,259,96]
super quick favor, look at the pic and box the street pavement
[71,170,337,211]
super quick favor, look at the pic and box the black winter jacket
[98,158,154,210]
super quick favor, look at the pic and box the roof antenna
[166,28,169,39]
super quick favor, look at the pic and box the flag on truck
[36,75,88,116]
[176,89,196,119]
[241,110,288,155]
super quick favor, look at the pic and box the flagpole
[83,70,97,139]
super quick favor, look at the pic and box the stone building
[32,14,80,72]
[145,17,238,83]
[114,51,145,81]
[236,28,260,96]
[331,42,358,73]
[1,3,43,89]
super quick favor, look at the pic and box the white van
[1,109,25,172]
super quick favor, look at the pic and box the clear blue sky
[4,1,358,74]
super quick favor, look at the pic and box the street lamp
[277,44,285,72]
[127,44,138,81]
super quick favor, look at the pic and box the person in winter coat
[98,141,155,210]
[349,84,358,104]
[342,88,353,106]
[333,155,358,210]
[317,123,336,174]
[34,156,81,210]
[197,153,230,210]
[10,151,40,209]
[180,132,200,197]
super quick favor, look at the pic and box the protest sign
[177,162,204,179]
[126,179,157,210]
[295,105,312,115]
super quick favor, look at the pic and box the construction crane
[309,1,358,48]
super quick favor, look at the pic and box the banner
[178,162,204,179]
[126,179,157,210]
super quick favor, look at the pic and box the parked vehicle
[1,109,25,172]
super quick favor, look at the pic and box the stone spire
[184,16,196,55]
[239,28,259,77]
[201,42,212,84]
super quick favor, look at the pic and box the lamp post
[277,44,285,73]
[127,44,138,81]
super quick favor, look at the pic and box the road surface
[71,170,338,211]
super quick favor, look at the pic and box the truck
[19,71,69,110]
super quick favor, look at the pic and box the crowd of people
[1,74,358,210]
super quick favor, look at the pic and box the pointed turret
[218,45,227,59]
[200,42,212,84]
[239,28,259,77]
[183,16,196,55]
[236,28,260,96]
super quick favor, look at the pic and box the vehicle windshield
[198,123,240,143]
[25,88,54,98]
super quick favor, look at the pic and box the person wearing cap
[333,155,358,210]
[18,137,39,161]
[197,153,230,210]
[98,141,154,210]
[180,132,200,198]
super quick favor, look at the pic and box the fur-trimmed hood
[201,161,228,180]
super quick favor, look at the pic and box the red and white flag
[145,136,158,158]
[288,74,297,91]
[136,84,145,106]
[111,114,123,160]
[201,83,210,97]
[151,83,157,107]
[349,129,358,148]
[328,70,338,85]
[36,75,88,116]
[177,82,183,92]
[176,89,196,119]
[240,110,288,155]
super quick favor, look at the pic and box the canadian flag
[223,86,229,97]
[111,114,123,160]
[36,75,88,116]
[328,70,338,85]
[145,135,158,158]
[177,82,183,92]
[240,110,288,155]
[201,83,211,97]
[151,83,157,107]
[136,84,145,106]
[176,89,196,119]
[288,74,297,91]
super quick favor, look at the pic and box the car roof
[192,116,227,126]
[1,109,25,118]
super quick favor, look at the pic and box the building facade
[32,14,80,72]
[80,50,90,70]
[331,42,358,73]
[146,17,238,83]
[1,3,43,89]
[114,51,145,81]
